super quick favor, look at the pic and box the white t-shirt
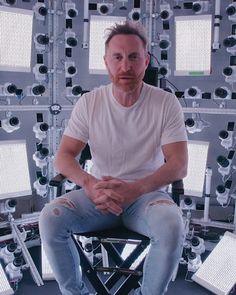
[64,82,187,181]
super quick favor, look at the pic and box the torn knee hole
[53,208,61,216]
[53,197,76,209]
[149,200,175,206]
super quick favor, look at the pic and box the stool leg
[101,245,110,275]
[72,235,111,295]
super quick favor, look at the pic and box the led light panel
[0,140,32,200]
[184,140,209,197]
[0,263,14,295]
[192,231,236,295]
[41,244,55,280]
[89,15,126,74]
[0,6,33,72]
[168,140,209,197]
[175,15,212,76]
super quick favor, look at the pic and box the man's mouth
[119,76,134,79]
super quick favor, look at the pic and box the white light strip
[175,14,212,76]
[41,245,55,280]
[0,263,14,295]
[192,231,236,295]
[168,140,209,197]
[89,15,126,74]
[183,140,209,197]
[0,140,32,200]
[0,6,33,72]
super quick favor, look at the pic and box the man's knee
[149,201,184,242]
[39,200,67,237]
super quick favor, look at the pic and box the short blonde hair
[105,21,148,52]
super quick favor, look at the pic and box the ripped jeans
[39,189,185,295]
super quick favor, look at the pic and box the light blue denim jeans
[39,189,185,295]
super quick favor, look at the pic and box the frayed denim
[39,189,185,295]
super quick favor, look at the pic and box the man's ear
[103,55,108,69]
[145,53,150,68]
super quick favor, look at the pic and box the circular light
[191,236,200,247]
[37,34,49,45]
[72,85,82,96]
[223,66,233,76]
[192,3,201,12]
[6,0,16,5]
[39,176,48,185]
[40,147,49,157]
[215,87,227,98]
[7,84,17,94]
[9,117,19,126]
[217,155,229,168]
[159,39,169,49]
[160,10,169,20]
[188,87,197,97]
[184,197,192,206]
[185,118,195,127]
[39,123,49,132]
[67,66,76,75]
[68,8,77,18]
[219,130,229,139]
[66,37,78,47]
[99,4,109,14]
[216,184,225,194]
[226,5,236,16]
[32,85,46,95]
[223,37,236,48]
[39,65,48,74]
[159,67,167,76]
[132,11,140,21]
[39,6,47,16]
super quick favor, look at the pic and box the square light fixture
[89,15,126,74]
[192,231,236,295]
[0,263,14,295]
[168,140,209,197]
[184,140,209,197]
[0,6,33,72]
[0,140,32,200]
[174,14,212,76]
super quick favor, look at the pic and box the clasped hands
[87,176,141,216]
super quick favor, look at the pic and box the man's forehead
[106,35,145,51]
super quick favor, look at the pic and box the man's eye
[130,55,138,60]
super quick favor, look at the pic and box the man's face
[104,34,150,93]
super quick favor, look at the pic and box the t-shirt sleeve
[64,95,89,143]
[161,93,188,146]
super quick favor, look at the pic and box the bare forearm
[136,160,187,195]
[54,152,93,188]
[135,141,188,195]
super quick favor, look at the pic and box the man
[39,21,188,295]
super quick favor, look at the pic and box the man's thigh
[50,188,122,233]
[122,190,181,236]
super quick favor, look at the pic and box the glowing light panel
[192,231,236,295]
[89,15,126,74]
[175,15,212,76]
[0,140,32,200]
[0,263,14,295]
[0,6,33,72]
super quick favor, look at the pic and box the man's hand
[83,175,124,216]
[93,176,142,208]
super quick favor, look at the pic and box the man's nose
[121,58,131,72]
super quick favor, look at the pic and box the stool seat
[79,226,149,241]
